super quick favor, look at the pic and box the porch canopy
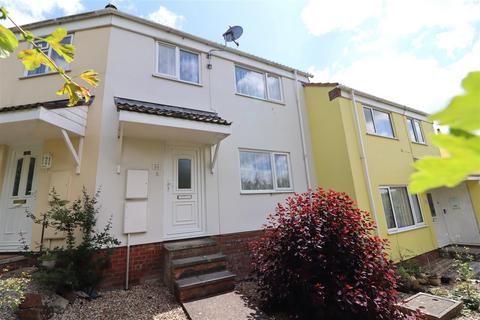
[0,98,92,173]
[115,97,232,173]
[115,97,231,144]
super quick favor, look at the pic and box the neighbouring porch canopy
[115,97,232,173]
[0,98,93,174]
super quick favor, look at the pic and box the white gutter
[293,70,311,189]
[350,89,379,235]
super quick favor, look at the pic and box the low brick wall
[99,230,264,288]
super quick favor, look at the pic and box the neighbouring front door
[0,146,39,251]
[430,183,480,247]
[164,146,204,238]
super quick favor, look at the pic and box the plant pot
[409,276,421,291]
[41,259,56,269]
[428,276,441,286]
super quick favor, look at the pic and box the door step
[174,270,236,302]
[163,237,236,302]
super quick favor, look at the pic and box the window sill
[240,190,294,195]
[366,132,398,141]
[152,73,202,87]
[19,69,71,80]
[411,141,428,146]
[387,223,427,235]
[235,92,285,106]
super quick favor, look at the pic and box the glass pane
[240,151,273,191]
[407,119,417,141]
[158,43,176,76]
[411,194,424,223]
[274,154,290,189]
[25,157,36,196]
[414,120,425,143]
[363,108,375,134]
[390,187,415,228]
[380,188,396,229]
[372,109,394,137]
[177,159,192,189]
[427,193,436,217]
[50,35,72,71]
[12,158,23,197]
[179,50,199,83]
[267,75,282,101]
[235,66,266,99]
[27,41,49,76]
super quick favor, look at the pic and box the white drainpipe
[350,89,380,236]
[293,70,312,189]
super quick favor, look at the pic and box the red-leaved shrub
[250,188,417,319]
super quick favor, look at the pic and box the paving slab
[398,292,462,320]
[183,291,269,320]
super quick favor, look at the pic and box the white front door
[0,146,39,251]
[164,146,204,238]
[430,183,480,247]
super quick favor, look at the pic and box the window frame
[363,106,395,138]
[234,65,284,103]
[155,41,202,85]
[379,186,425,234]
[24,34,74,77]
[407,117,426,144]
[238,149,293,194]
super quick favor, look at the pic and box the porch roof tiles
[115,97,232,126]
[0,97,94,113]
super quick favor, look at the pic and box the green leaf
[17,49,55,71]
[21,31,35,42]
[78,70,99,87]
[56,81,91,106]
[0,7,8,20]
[431,71,480,131]
[45,28,74,63]
[0,24,18,58]
[409,134,480,193]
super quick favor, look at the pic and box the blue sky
[2,0,480,113]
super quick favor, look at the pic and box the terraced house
[0,6,314,300]
[304,83,480,262]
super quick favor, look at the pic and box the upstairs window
[235,66,283,102]
[407,118,425,144]
[363,106,395,138]
[380,186,424,232]
[27,35,73,76]
[239,150,292,193]
[156,42,200,84]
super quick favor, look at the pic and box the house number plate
[177,195,192,200]
[13,199,27,205]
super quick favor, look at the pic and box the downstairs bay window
[380,186,424,233]
[239,150,292,193]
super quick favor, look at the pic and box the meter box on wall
[124,169,148,234]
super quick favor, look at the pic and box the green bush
[28,189,120,293]
[0,269,30,310]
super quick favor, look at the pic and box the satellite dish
[223,26,243,47]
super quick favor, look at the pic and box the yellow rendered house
[304,83,480,261]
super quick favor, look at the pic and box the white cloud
[0,0,84,26]
[302,0,480,113]
[148,6,185,29]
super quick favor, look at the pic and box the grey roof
[0,97,94,113]
[115,97,232,126]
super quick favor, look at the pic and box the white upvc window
[239,150,292,193]
[363,106,395,138]
[406,118,426,144]
[380,186,424,233]
[235,65,283,102]
[156,42,200,84]
[26,35,73,76]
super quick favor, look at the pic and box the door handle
[443,209,447,214]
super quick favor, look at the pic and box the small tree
[250,189,415,319]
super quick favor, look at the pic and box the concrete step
[174,270,236,302]
[172,253,227,280]
[164,238,218,260]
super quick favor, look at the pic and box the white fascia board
[39,107,85,136]
[339,88,430,122]
[118,110,232,136]
[0,108,41,124]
